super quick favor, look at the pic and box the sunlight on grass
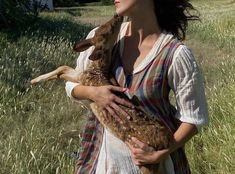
[189,0,235,53]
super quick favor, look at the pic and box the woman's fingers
[102,85,135,108]
[105,105,122,123]
[126,141,146,165]
[103,109,110,122]
[105,102,131,123]
[131,137,154,152]
[110,102,130,121]
[108,85,127,92]
[126,139,157,165]
[93,85,136,121]
[114,96,135,109]
[131,137,146,149]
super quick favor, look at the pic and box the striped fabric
[74,111,104,174]
[111,38,191,174]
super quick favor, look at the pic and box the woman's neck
[126,11,161,47]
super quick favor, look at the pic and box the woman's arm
[71,85,134,121]
[168,45,209,131]
[71,85,94,100]
[65,28,97,101]
[171,122,198,152]
[126,122,198,165]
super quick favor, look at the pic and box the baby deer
[31,14,173,174]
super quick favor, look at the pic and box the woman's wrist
[86,86,97,101]
[153,149,172,164]
[160,123,197,154]
[71,85,96,101]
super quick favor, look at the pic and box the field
[0,0,235,173]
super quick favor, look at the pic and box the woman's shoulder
[170,43,199,76]
[173,44,196,63]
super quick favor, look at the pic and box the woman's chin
[115,8,128,17]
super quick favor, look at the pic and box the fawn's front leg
[31,65,80,84]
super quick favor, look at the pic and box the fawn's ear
[89,49,104,60]
[73,38,94,52]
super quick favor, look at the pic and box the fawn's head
[73,15,123,70]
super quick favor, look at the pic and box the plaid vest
[74,38,191,174]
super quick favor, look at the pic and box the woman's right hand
[89,85,135,122]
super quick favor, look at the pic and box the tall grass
[188,0,235,53]
[185,0,235,173]
[0,11,92,174]
[0,1,235,173]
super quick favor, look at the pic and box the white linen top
[65,22,209,174]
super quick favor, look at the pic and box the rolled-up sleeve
[168,45,209,131]
[65,27,97,101]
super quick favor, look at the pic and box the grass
[0,10,92,174]
[0,0,235,173]
[188,0,235,53]
[185,1,235,173]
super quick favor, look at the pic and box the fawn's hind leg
[31,65,79,84]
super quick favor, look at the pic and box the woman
[66,0,209,173]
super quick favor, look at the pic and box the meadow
[0,0,234,173]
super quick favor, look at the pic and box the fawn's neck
[80,56,112,86]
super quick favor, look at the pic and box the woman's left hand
[126,137,170,165]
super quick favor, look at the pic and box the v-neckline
[118,22,170,76]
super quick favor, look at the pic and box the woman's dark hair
[154,0,199,40]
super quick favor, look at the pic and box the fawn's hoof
[30,78,39,84]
